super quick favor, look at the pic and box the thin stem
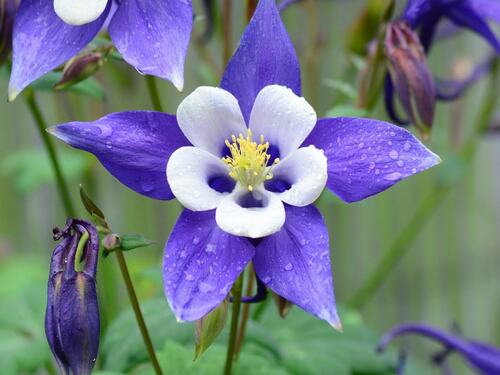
[348,61,499,309]
[114,250,163,375]
[234,264,255,358]
[145,75,164,112]
[222,0,232,65]
[223,273,243,375]
[246,0,257,21]
[25,91,75,217]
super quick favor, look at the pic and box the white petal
[54,0,108,25]
[272,146,327,207]
[167,146,232,211]
[249,85,317,158]
[176,87,247,156]
[216,187,285,238]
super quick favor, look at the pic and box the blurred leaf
[194,299,228,360]
[119,233,156,251]
[1,148,89,193]
[135,341,288,375]
[31,72,105,99]
[324,79,358,101]
[101,298,193,372]
[325,104,369,118]
[253,307,396,375]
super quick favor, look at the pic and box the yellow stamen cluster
[222,129,279,191]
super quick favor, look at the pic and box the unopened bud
[273,293,293,318]
[385,21,435,139]
[46,219,100,375]
[55,48,111,90]
[0,0,19,65]
[102,233,120,251]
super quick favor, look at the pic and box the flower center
[222,129,279,191]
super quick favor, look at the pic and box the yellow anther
[222,129,278,191]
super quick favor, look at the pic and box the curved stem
[348,60,499,309]
[114,250,163,375]
[25,91,76,217]
[234,264,255,358]
[223,273,243,375]
[145,75,164,112]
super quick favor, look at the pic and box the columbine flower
[8,0,192,100]
[49,0,440,328]
[377,323,500,374]
[46,219,100,375]
[384,0,500,128]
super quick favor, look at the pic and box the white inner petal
[176,87,247,156]
[216,186,285,238]
[272,146,327,207]
[167,146,232,211]
[249,85,317,158]
[54,0,108,26]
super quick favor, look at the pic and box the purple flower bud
[55,49,111,90]
[377,323,500,374]
[385,21,436,139]
[0,0,19,65]
[46,219,100,375]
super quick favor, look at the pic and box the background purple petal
[253,205,341,328]
[163,209,255,321]
[109,0,192,90]
[49,111,189,200]
[304,117,441,203]
[220,0,301,122]
[8,0,109,101]
[468,0,500,24]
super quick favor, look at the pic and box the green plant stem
[222,0,232,65]
[223,273,244,375]
[114,249,163,375]
[348,60,499,309]
[234,264,254,358]
[145,75,164,112]
[25,91,76,217]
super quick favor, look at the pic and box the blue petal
[49,111,189,200]
[253,205,341,329]
[220,0,301,122]
[163,209,255,321]
[109,0,193,90]
[8,0,110,101]
[304,117,441,203]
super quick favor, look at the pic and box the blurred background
[0,0,498,374]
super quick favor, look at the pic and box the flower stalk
[223,273,244,375]
[25,91,75,217]
[114,248,163,375]
[145,75,164,113]
[234,264,255,358]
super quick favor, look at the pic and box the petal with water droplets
[48,111,189,200]
[163,209,255,321]
[303,117,441,203]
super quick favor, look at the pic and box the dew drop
[284,263,293,271]
[389,150,399,160]
[384,172,402,181]
[192,237,200,245]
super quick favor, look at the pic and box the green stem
[222,0,232,65]
[223,273,243,375]
[234,265,254,358]
[145,75,164,112]
[25,91,76,217]
[114,250,163,375]
[348,60,499,309]
[74,229,89,272]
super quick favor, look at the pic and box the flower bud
[0,0,19,65]
[54,48,111,90]
[46,219,100,375]
[385,21,435,139]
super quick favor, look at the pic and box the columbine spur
[49,0,440,328]
[8,0,192,100]
[378,323,500,374]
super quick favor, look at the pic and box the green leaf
[119,233,156,251]
[253,307,397,375]
[80,185,109,229]
[31,72,105,100]
[194,299,228,360]
[325,104,368,118]
[1,148,89,193]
